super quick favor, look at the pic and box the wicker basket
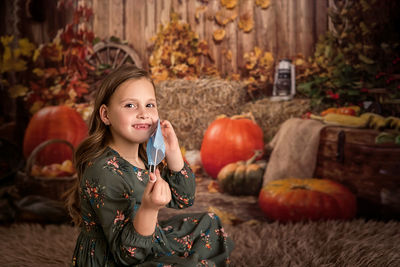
[16,139,77,202]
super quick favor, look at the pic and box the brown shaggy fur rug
[0,219,399,267]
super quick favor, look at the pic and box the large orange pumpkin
[200,113,264,179]
[258,178,357,222]
[23,105,88,165]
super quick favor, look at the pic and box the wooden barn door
[89,0,329,73]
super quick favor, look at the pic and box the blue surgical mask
[146,119,165,172]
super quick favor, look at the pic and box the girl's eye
[147,103,156,108]
[125,103,136,108]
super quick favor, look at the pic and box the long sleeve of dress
[162,162,196,209]
[82,160,155,265]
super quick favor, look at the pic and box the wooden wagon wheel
[87,41,143,70]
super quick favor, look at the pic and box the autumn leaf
[259,51,274,67]
[238,13,254,32]
[224,50,232,61]
[256,0,270,9]
[213,29,226,42]
[0,35,13,46]
[187,56,198,65]
[30,101,44,114]
[229,73,241,81]
[221,0,238,9]
[18,38,35,57]
[215,9,237,26]
[8,84,28,98]
[208,206,243,225]
[207,180,221,193]
[195,5,207,21]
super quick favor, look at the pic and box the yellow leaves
[151,67,169,83]
[238,13,254,32]
[244,47,262,70]
[255,0,270,9]
[30,101,44,115]
[0,35,14,46]
[18,38,35,57]
[187,56,198,65]
[8,84,28,98]
[213,29,226,42]
[208,206,243,225]
[208,180,221,193]
[294,58,305,66]
[221,0,237,9]
[224,49,232,61]
[195,5,207,21]
[173,63,189,75]
[215,9,238,26]
[242,47,275,93]
[150,12,214,82]
[1,36,36,74]
[259,51,274,67]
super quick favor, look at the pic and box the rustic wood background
[2,0,329,74]
[88,0,329,73]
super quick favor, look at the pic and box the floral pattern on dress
[103,156,130,177]
[171,187,194,208]
[84,180,106,209]
[200,229,212,249]
[132,166,149,182]
[180,168,189,179]
[198,259,216,267]
[174,234,193,252]
[112,209,129,232]
[125,247,136,257]
[82,212,96,232]
[183,216,199,224]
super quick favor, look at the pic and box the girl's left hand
[160,120,180,152]
[160,120,184,171]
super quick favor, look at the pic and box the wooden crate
[314,126,400,219]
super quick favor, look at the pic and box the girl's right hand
[141,168,172,211]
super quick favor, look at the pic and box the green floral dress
[72,147,234,267]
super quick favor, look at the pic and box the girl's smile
[133,123,152,130]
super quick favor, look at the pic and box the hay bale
[157,78,310,149]
[241,98,311,144]
[156,78,246,150]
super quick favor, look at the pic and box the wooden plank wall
[88,0,329,73]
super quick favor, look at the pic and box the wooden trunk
[314,126,400,219]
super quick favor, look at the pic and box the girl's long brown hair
[65,64,156,226]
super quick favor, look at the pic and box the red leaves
[326,90,340,99]
[26,1,96,113]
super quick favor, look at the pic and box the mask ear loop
[150,149,158,173]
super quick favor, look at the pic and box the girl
[66,65,234,267]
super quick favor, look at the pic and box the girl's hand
[160,120,184,171]
[141,169,172,211]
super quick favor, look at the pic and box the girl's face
[100,78,159,146]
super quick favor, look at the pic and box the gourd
[23,105,88,165]
[217,150,266,196]
[200,112,264,179]
[258,178,357,222]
